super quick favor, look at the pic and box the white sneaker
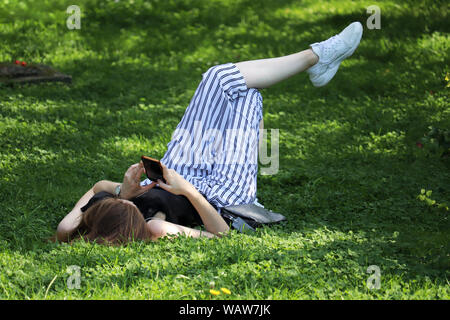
[307,22,363,87]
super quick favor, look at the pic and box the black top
[80,186,204,227]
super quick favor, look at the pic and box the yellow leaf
[220,288,231,294]
[209,289,221,296]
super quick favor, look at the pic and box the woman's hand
[120,162,157,199]
[156,163,196,196]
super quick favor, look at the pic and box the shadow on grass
[3,0,448,103]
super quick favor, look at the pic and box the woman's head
[71,197,151,244]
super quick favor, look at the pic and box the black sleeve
[131,187,203,227]
[80,188,205,228]
[80,191,114,212]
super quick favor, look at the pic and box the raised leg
[235,21,363,89]
[235,49,318,89]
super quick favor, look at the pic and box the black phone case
[142,157,166,183]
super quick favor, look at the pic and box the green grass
[0,0,449,299]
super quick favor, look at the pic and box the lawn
[0,0,449,300]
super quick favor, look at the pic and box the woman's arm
[93,162,156,199]
[147,219,216,239]
[93,180,120,194]
[56,180,119,241]
[56,187,95,242]
[183,187,230,236]
[156,164,230,236]
[56,163,156,242]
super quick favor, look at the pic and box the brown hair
[69,197,152,245]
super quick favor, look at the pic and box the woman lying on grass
[56,22,363,244]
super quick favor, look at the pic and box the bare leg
[235,49,318,89]
[235,22,363,88]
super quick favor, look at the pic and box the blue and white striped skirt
[143,63,263,208]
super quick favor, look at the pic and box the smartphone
[141,155,166,183]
